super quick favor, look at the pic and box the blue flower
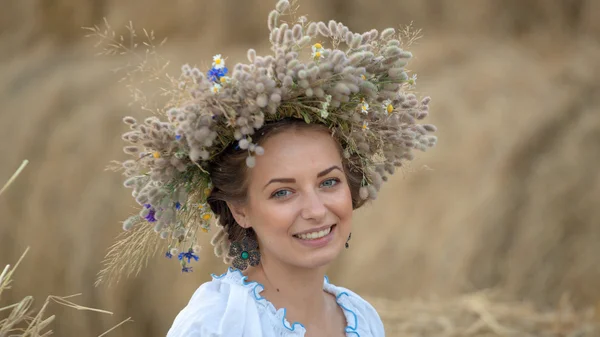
[182,266,193,273]
[178,249,199,263]
[144,204,157,222]
[175,202,181,210]
[165,251,173,259]
[207,66,228,83]
[175,134,181,141]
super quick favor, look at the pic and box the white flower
[311,50,324,59]
[320,95,331,118]
[219,76,231,84]
[212,54,225,69]
[321,95,331,109]
[212,83,222,93]
[408,74,417,87]
[360,101,369,114]
[311,43,324,60]
[382,99,393,114]
[361,121,369,131]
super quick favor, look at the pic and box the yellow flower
[202,213,212,221]
[152,152,160,158]
[313,43,323,50]
[361,74,366,80]
[204,188,212,196]
[201,227,209,233]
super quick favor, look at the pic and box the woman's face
[233,128,353,270]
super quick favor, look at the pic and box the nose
[300,189,327,222]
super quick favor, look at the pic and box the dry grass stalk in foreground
[0,160,29,197]
[0,248,132,336]
[1,162,132,336]
[369,291,600,337]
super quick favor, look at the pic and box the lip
[293,224,334,236]
[293,224,336,248]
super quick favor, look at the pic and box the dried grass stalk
[0,160,28,197]
[0,248,132,336]
[1,162,131,336]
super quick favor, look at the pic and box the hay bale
[333,36,600,307]
[369,292,600,337]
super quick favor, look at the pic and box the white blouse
[166,267,385,336]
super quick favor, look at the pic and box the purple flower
[178,249,199,263]
[207,66,228,83]
[144,204,157,222]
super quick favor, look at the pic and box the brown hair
[206,118,365,255]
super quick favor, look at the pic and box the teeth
[296,227,331,240]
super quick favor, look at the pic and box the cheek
[328,184,354,221]
[251,200,297,235]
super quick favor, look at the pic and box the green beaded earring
[228,229,261,271]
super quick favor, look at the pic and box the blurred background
[1,0,599,336]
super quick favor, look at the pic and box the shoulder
[166,269,261,337]
[325,280,385,337]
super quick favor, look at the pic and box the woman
[109,1,437,336]
[167,119,384,336]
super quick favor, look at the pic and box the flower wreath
[99,0,437,283]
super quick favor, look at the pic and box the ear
[226,201,250,228]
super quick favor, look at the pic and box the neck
[245,254,330,326]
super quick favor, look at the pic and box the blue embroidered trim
[212,269,361,336]
[281,308,305,331]
[211,267,306,332]
[345,328,360,336]
[326,276,361,336]
[336,292,360,336]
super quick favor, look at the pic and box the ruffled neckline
[212,267,361,336]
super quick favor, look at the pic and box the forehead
[250,129,342,180]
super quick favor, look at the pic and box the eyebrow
[263,165,343,190]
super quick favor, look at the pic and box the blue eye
[272,190,292,198]
[321,178,340,188]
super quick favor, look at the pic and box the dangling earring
[345,232,352,249]
[228,228,261,270]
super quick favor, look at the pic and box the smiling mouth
[293,224,336,240]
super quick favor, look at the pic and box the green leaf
[299,110,311,124]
